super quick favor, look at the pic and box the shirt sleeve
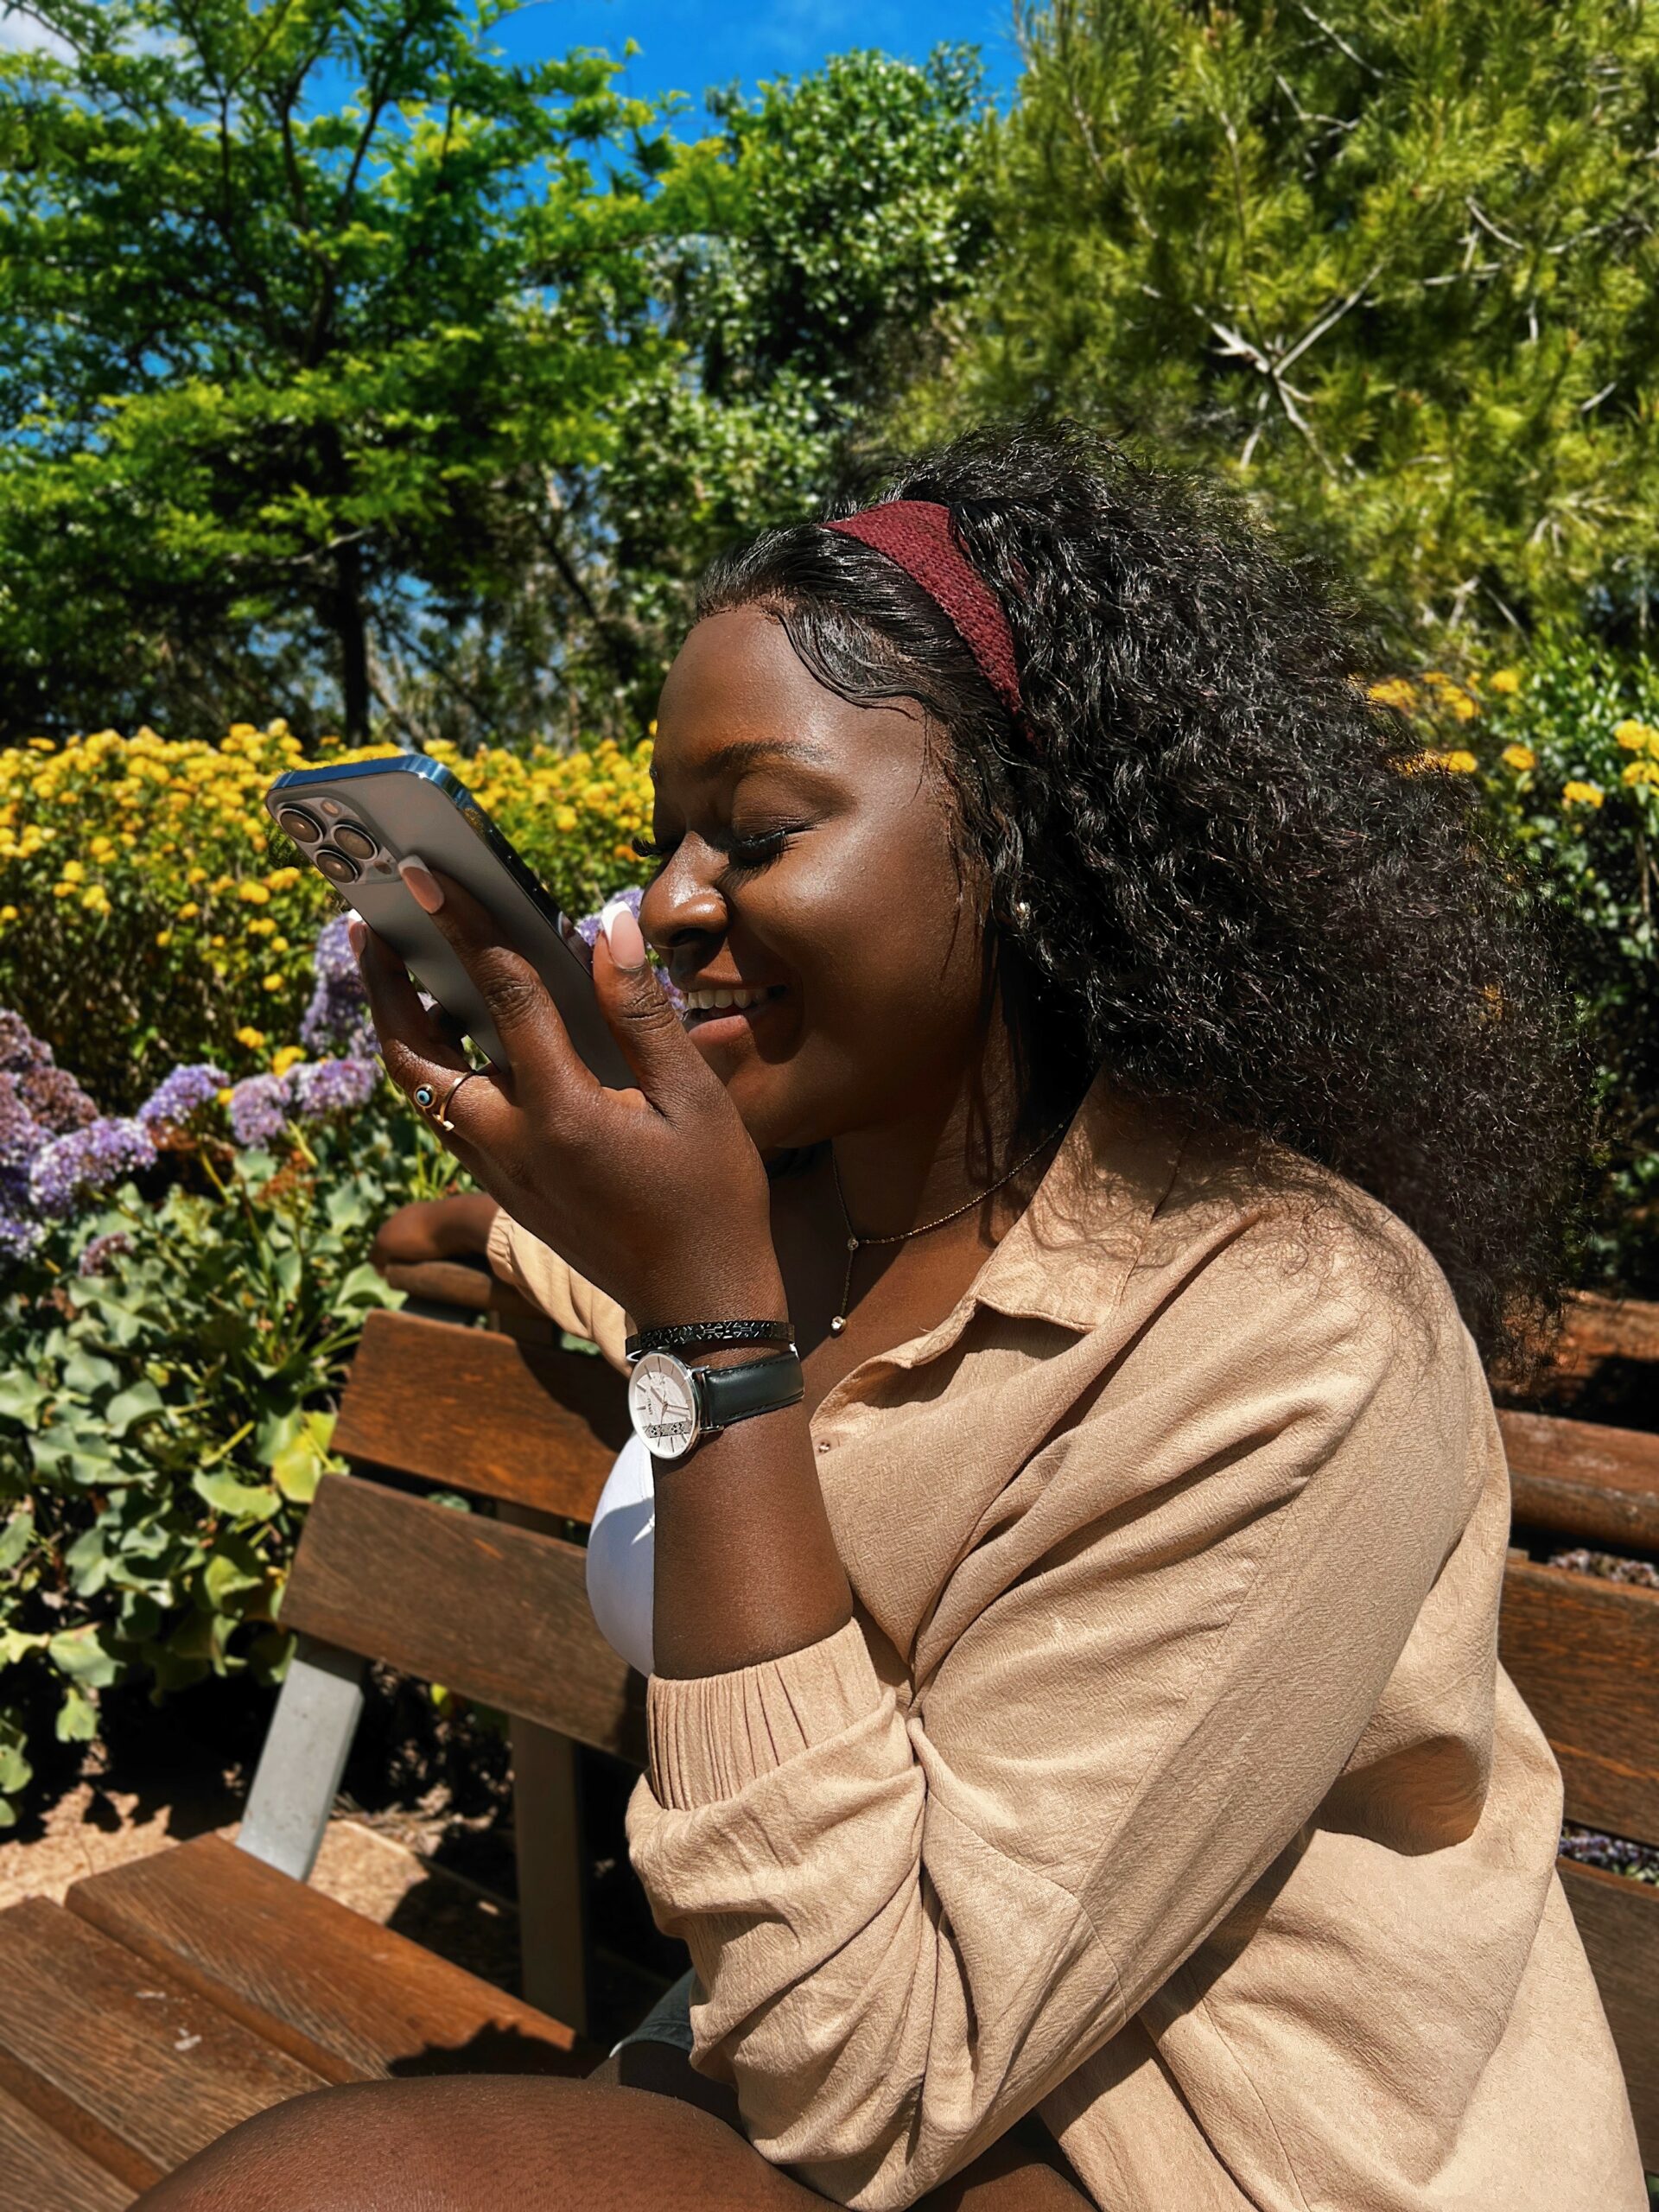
[484,1204,632,1373]
[625,1221,1489,2209]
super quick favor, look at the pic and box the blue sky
[481,0,1024,124]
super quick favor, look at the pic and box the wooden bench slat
[0,1897,324,2195]
[1498,1560,1659,1840]
[0,2080,134,2212]
[1559,1859,1659,2169]
[280,1474,645,1762]
[1500,1408,1659,1553]
[67,1834,587,2088]
[1558,1292,1659,1372]
[332,1308,627,1522]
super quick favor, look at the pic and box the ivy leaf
[334,1262,406,1311]
[0,1508,35,1573]
[192,1466,283,1521]
[54,1687,99,1744]
[62,1348,120,1397]
[104,1381,164,1437]
[47,1625,123,1689]
[269,1409,336,1504]
[0,1373,50,1429]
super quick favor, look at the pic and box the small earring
[1013,899,1032,923]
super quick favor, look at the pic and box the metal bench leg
[237,1636,366,1882]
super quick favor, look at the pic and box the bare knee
[132,2074,824,2212]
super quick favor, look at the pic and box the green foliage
[1465,647,1659,1282]
[0,1103,462,1827]
[0,3,986,748]
[908,0,1659,645]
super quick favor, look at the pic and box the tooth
[714,989,733,1007]
[733,990,753,1008]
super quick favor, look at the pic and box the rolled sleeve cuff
[647,1618,886,1809]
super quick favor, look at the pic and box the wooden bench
[3,1267,1656,2201]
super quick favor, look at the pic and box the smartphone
[264,755,632,1087]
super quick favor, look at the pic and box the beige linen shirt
[486,1077,1643,2211]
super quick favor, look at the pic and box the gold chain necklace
[826,1122,1067,1337]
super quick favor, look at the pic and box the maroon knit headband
[826,499,1028,740]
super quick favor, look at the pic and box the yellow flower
[60,859,85,883]
[270,935,289,954]
[235,1026,266,1050]
[1623,760,1659,788]
[0,906,16,923]
[1502,745,1536,773]
[1489,669,1521,696]
[245,916,276,937]
[52,881,75,899]
[210,934,226,948]
[216,1087,235,1106]
[186,866,208,885]
[1446,691,1478,722]
[1442,750,1478,773]
[1614,720,1656,752]
[264,866,302,891]
[1562,780,1605,810]
[155,929,173,948]
[261,973,283,993]
[270,1045,306,1077]
[176,901,200,921]
[1366,677,1417,712]
[553,805,578,833]
[79,886,111,912]
[25,737,54,751]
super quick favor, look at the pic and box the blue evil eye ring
[413,1083,436,1109]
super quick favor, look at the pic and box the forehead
[653,607,926,785]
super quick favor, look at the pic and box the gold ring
[410,1068,485,1133]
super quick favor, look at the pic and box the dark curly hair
[697,419,1587,1376]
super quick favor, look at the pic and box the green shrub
[0,1097,464,1827]
[1377,640,1659,1288]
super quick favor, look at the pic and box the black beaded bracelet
[624,1319,796,1364]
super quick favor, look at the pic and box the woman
[143,423,1643,2209]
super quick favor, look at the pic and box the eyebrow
[652,737,836,781]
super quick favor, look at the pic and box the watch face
[627,1351,701,1461]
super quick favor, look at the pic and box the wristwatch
[626,1348,804,1463]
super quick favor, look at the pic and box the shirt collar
[966,1070,1190,1333]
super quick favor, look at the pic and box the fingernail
[601,899,647,971]
[346,916,366,957]
[398,854,443,913]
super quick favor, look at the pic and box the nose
[639,843,728,964]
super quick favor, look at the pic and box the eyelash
[629,828,799,874]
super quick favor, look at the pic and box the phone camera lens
[277,806,323,843]
[332,823,377,861]
[315,846,361,885]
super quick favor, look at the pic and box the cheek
[768,810,989,1060]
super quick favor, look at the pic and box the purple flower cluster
[301,915,373,1058]
[226,1055,380,1147]
[0,1010,162,1257]
[29,1117,156,1218]
[572,887,683,1012]
[137,1062,228,1136]
[291,1057,378,1116]
[77,1230,133,1278]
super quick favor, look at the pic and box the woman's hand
[352,864,784,1331]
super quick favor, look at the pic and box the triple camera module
[275,801,395,887]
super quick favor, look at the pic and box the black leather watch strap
[694,1351,804,1435]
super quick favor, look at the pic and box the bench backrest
[278,1305,645,1761]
